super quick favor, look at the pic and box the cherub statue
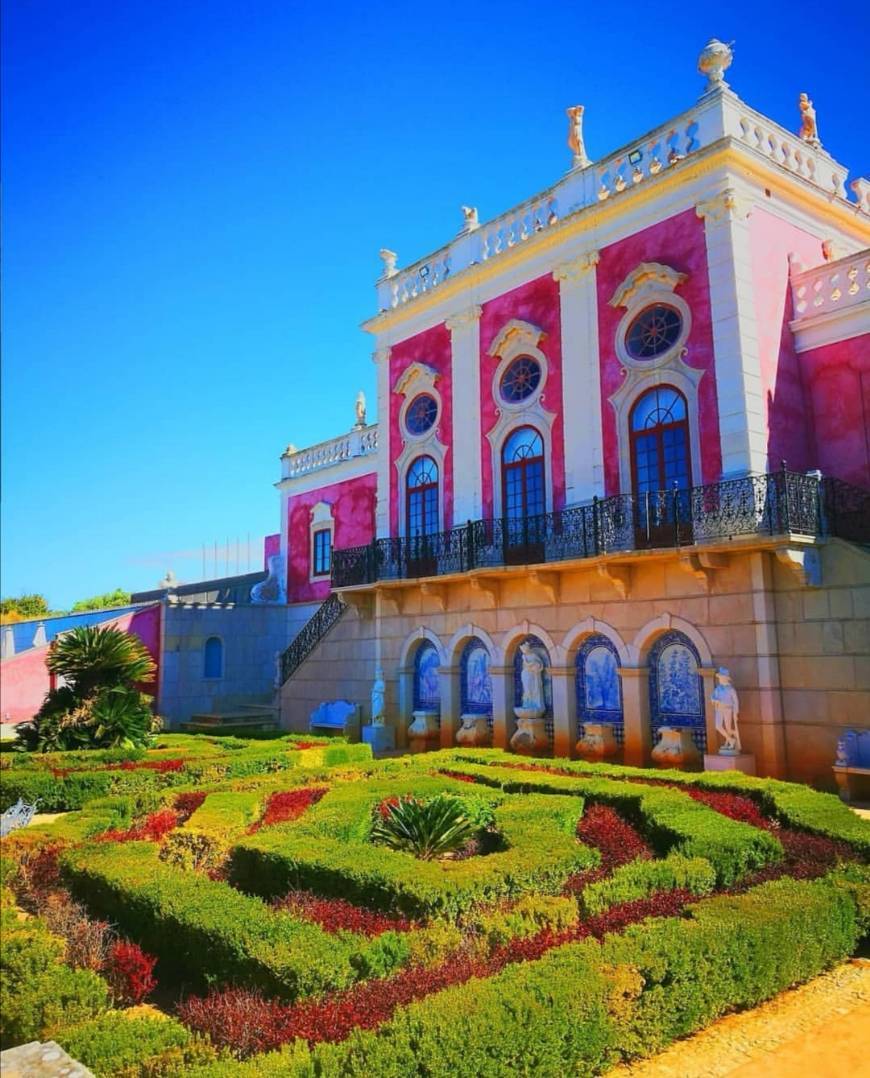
[711,667,741,754]
[371,667,386,726]
[566,105,590,169]
[379,248,398,278]
[798,93,820,147]
[354,390,366,428]
[460,205,479,232]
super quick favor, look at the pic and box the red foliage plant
[438,769,483,785]
[107,758,186,773]
[273,891,415,936]
[180,887,692,1057]
[248,787,328,833]
[682,788,770,830]
[173,791,208,821]
[106,940,157,1004]
[100,808,180,843]
[287,741,324,750]
[563,804,652,894]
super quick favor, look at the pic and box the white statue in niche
[519,643,545,712]
[711,667,741,754]
[371,667,386,726]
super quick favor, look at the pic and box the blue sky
[3,0,867,610]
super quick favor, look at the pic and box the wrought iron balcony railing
[332,469,870,589]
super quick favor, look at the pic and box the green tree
[0,594,50,622]
[70,588,132,613]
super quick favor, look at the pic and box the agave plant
[370,794,481,860]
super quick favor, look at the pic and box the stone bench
[833,729,870,802]
[309,700,360,742]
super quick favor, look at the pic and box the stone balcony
[372,86,860,319]
[279,424,378,481]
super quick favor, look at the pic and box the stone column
[696,188,768,478]
[700,666,718,754]
[396,665,412,749]
[549,666,574,758]
[619,667,651,767]
[490,665,511,750]
[446,306,484,521]
[438,665,460,748]
[553,251,603,503]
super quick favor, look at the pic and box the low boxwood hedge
[58,1011,217,1076]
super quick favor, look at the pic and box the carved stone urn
[697,39,733,92]
[651,726,701,770]
[575,722,620,763]
[510,707,549,756]
[407,710,440,753]
[455,714,491,748]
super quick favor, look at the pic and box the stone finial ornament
[798,92,821,148]
[371,666,386,725]
[379,248,398,278]
[460,205,479,232]
[158,569,179,590]
[354,390,367,428]
[697,39,733,92]
[566,105,590,169]
[711,667,742,754]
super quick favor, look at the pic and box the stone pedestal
[575,722,621,762]
[651,726,701,769]
[408,710,440,753]
[362,724,396,755]
[455,714,491,747]
[704,752,756,775]
[510,708,549,756]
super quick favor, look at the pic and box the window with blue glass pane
[502,427,545,521]
[500,356,542,402]
[313,529,331,576]
[406,456,439,538]
[203,636,223,679]
[405,394,438,436]
[626,304,682,359]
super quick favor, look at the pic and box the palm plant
[370,794,481,860]
[21,626,159,752]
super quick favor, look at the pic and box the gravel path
[608,959,870,1078]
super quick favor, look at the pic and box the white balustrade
[791,251,870,320]
[375,90,860,315]
[282,425,379,479]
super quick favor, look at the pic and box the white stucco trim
[445,623,498,666]
[561,618,632,666]
[631,613,714,666]
[398,625,447,669]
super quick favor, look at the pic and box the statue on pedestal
[519,643,544,711]
[371,667,386,726]
[460,206,479,232]
[566,105,590,169]
[711,667,741,754]
[354,391,367,428]
[798,93,821,148]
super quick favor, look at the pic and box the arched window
[203,636,223,679]
[630,386,692,545]
[460,638,493,731]
[648,631,705,752]
[575,635,623,743]
[512,635,552,741]
[405,455,439,539]
[413,641,441,716]
[502,427,545,521]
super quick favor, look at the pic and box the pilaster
[490,665,511,750]
[619,666,651,767]
[553,252,604,502]
[549,666,574,758]
[438,665,460,748]
[446,306,483,520]
[747,551,787,777]
[696,186,768,477]
[373,347,392,538]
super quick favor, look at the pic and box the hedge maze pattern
[1,733,869,1077]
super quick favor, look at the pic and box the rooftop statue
[566,105,590,169]
[354,390,367,428]
[460,205,479,232]
[798,92,821,148]
[379,248,398,278]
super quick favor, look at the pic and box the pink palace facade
[271,43,869,787]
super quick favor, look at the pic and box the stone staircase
[180,700,279,734]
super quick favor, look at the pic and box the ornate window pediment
[393,361,440,397]
[487,320,546,361]
[608,262,687,310]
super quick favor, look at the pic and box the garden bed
[1,744,868,1076]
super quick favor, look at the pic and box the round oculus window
[405,393,438,435]
[500,355,542,403]
[625,304,683,359]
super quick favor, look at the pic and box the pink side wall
[800,337,870,488]
[389,323,453,537]
[749,209,826,472]
[263,532,280,569]
[596,209,721,495]
[479,274,566,517]
[0,604,162,725]
[287,473,377,603]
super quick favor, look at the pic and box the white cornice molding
[608,262,688,308]
[445,305,482,333]
[789,303,870,353]
[695,186,752,223]
[552,250,600,282]
[372,347,392,365]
